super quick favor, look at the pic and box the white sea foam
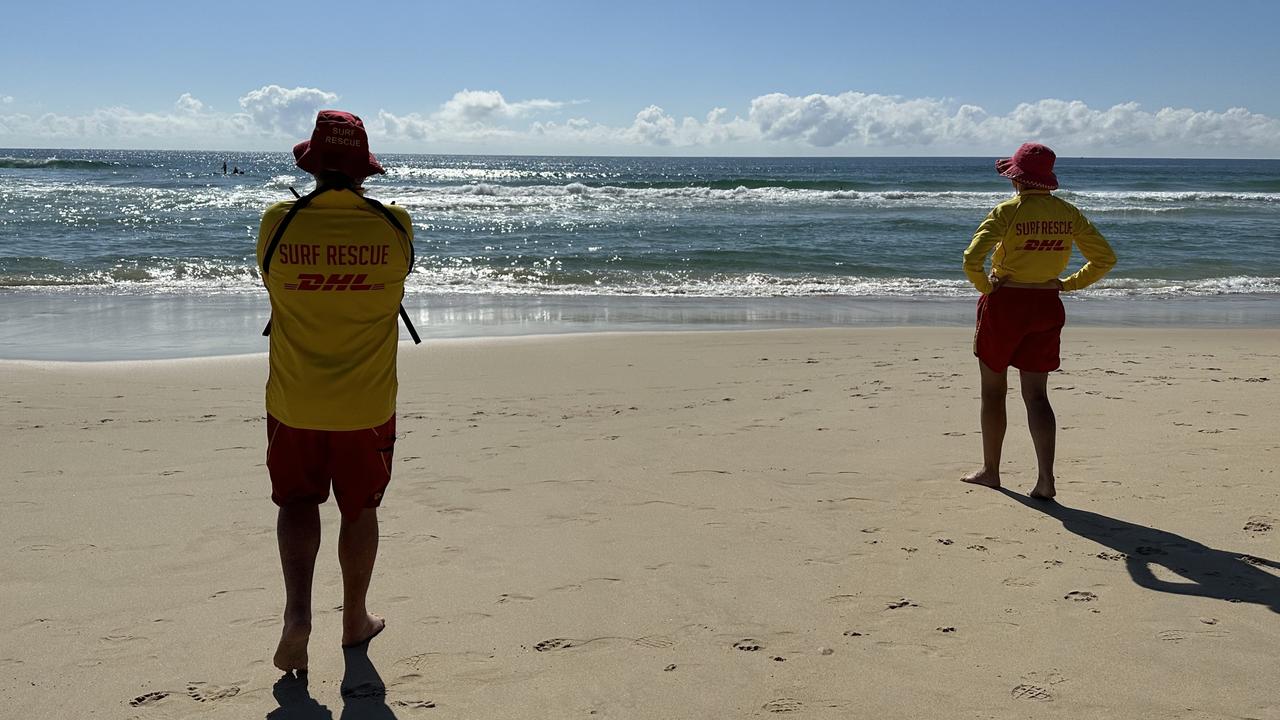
[390,267,1280,299]
[383,166,611,183]
[8,261,1279,300]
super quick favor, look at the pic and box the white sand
[2,328,1278,718]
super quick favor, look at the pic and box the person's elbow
[1096,249,1118,272]
[961,247,985,272]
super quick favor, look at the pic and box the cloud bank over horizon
[3,85,1279,157]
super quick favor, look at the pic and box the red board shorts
[266,413,396,519]
[973,288,1066,373]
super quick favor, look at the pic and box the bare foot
[274,623,311,672]
[1030,478,1056,500]
[961,468,1001,489]
[341,613,386,648]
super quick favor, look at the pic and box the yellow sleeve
[256,201,294,275]
[386,204,415,271]
[962,207,1004,294]
[1061,212,1117,291]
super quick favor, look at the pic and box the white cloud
[1,86,1278,156]
[237,84,339,136]
[1,95,13,104]
[590,92,1280,156]
[375,90,573,145]
[4,105,223,143]
[438,89,566,123]
[750,92,960,147]
[175,93,204,114]
[0,86,340,148]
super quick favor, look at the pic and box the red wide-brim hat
[293,110,385,179]
[996,142,1058,190]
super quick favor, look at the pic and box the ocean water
[2,150,1278,359]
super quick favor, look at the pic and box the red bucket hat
[996,142,1058,190]
[292,110,385,179]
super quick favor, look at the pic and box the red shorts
[266,414,396,518]
[973,288,1065,373]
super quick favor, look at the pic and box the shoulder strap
[261,187,325,277]
[261,189,423,344]
[261,187,324,337]
[362,195,421,345]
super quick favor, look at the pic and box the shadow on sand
[1000,489,1279,613]
[268,672,331,720]
[337,642,398,720]
[266,645,399,720]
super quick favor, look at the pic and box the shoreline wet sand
[2,292,1278,361]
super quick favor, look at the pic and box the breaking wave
[0,156,119,170]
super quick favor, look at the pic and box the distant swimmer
[222,160,227,175]
[959,143,1117,500]
[256,109,416,674]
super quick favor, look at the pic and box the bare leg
[274,504,321,672]
[338,507,385,647]
[962,360,1007,488]
[1019,370,1057,499]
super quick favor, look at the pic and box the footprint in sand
[1011,684,1053,701]
[1244,517,1274,533]
[534,638,575,652]
[129,691,169,707]
[1096,552,1126,561]
[1063,591,1097,602]
[1003,576,1038,588]
[633,635,674,649]
[392,699,437,709]
[1157,628,1230,643]
[886,598,918,609]
[733,639,763,652]
[763,698,803,713]
[186,682,240,702]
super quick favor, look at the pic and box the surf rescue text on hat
[323,127,365,148]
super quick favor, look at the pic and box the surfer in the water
[256,110,415,673]
[960,143,1116,500]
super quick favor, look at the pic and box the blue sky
[4,0,1279,156]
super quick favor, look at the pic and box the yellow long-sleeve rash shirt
[257,189,414,431]
[963,190,1117,295]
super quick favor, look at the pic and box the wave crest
[0,157,118,170]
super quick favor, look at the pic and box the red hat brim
[995,156,1058,190]
[293,139,385,179]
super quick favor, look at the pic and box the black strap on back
[261,187,323,278]
[261,186,421,344]
[356,194,422,343]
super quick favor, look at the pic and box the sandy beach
[2,327,1277,719]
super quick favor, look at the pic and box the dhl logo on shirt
[283,273,387,291]
[1021,238,1068,251]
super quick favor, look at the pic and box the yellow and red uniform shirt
[963,190,1116,294]
[257,189,414,430]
